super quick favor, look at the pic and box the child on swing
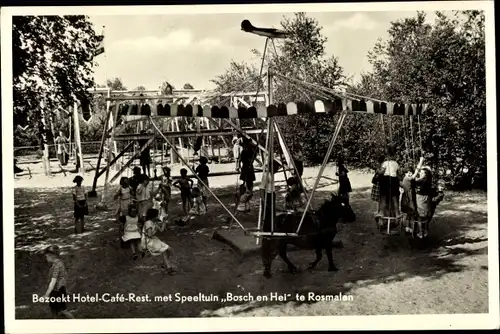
[377,143,402,221]
[175,186,207,226]
[173,168,193,215]
[120,204,142,260]
[285,176,306,212]
[140,208,175,274]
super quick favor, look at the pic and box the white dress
[122,215,141,242]
[140,220,170,256]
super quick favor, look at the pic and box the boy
[43,245,74,319]
[173,168,194,215]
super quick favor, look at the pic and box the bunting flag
[94,34,105,57]
[117,97,428,121]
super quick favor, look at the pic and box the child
[400,165,418,233]
[129,166,143,199]
[72,175,88,234]
[285,176,306,212]
[336,157,352,201]
[120,204,142,260]
[136,175,153,223]
[42,245,74,318]
[140,208,175,273]
[378,144,401,218]
[430,180,445,219]
[114,177,131,220]
[236,183,253,213]
[414,165,433,238]
[195,157,210,209]
[371,155,386,215]
[158,169,172,221]
[173,168,194,215]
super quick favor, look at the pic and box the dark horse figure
[261,193,355,278]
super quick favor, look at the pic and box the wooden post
[69,114,72,160]
[89,106,113,197]
[73,101,85,174]
[40,100,52,176]
[99,103,120,208]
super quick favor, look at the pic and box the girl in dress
[136,175,153,224]
[72,175,88,234]
[114,177,131,220]
[120,204,142,260]
[140,209,175,273]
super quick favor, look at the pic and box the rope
[149,116,246,231]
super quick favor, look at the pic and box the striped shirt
[48,258,67,290]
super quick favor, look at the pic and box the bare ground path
[13,164,488,318]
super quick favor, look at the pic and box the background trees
[13,15,99,149]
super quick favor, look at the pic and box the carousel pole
[268,68,275,236]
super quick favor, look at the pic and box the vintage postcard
[2,1,498,332]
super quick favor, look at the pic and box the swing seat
[376,215,403,236]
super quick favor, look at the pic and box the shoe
[132,253,139,261]
[417,232,423,239]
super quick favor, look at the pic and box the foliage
[183,83,195,90]
[347,11,486,189]
[12,15,99,148]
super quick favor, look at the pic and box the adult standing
[238,138,256,192]
[55,131,70,166]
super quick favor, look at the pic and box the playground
[14,162,488,318]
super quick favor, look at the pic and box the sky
[89,11,439,91]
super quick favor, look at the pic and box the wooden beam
[113,128,265,141]
[96,141,135,179]
[109,137,155,183]
[90,107,113,194]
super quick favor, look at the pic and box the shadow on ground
[13,177,488,318]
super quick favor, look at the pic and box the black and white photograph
[2,1,498,332]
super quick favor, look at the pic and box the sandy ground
[13,162,489,318]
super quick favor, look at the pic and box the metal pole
[256,118,272,246]
[295,112,347,234]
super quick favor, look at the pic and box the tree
[13,15,99,170]
[351,11,486,189]
[106,77,127,91]
[183,83,194,90]
[135,85,146,91]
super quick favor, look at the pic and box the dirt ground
[13,162,489,318]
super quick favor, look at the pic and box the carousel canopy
[118,97,428,121]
